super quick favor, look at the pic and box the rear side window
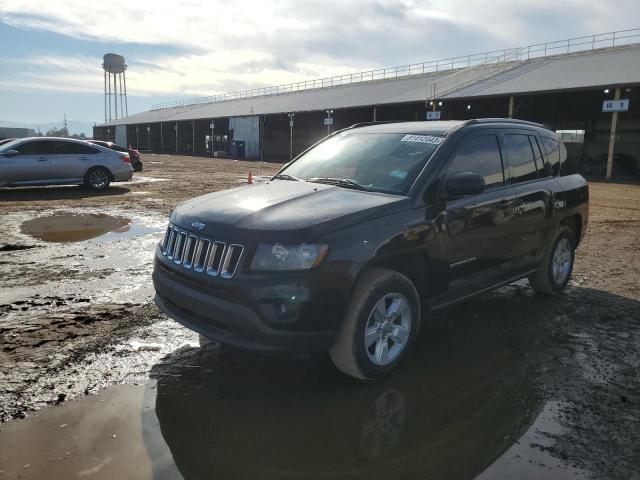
[502,134,537,183]
[540,136,561,176]
[446,134,505,189]
[16,141,50,155]
[529,135,550,177]
[51,141,99,155]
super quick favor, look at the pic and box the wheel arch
[360,250,431,302]
[560,213,583,246]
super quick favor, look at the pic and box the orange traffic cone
[247,172,253,184]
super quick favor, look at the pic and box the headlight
[251,243,329,271]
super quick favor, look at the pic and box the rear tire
[529,226,575,295]
[330,268,420,380]
[84,167,111,191]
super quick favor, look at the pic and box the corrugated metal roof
[100,45,640,127]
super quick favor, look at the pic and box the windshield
[0,139,20,152]
[281,132,443,194]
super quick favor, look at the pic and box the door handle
[37,157,48,162]
[80,157,89,161]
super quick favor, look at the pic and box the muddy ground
[0,155,638,479]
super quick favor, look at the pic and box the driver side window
[447,134,505,189]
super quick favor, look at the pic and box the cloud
[1,0,639,107]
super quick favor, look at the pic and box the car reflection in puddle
[21,212,159,243]
[151,295,542,480]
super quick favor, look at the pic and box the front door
[437,131,519,289]
[1,140,51,185]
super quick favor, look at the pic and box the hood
[172,179,409,242]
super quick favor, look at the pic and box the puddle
[129,176,169,184]
[21,213,161,243]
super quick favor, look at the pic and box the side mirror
[2,150,18,158]
[446,171,485,197]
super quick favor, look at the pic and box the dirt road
[0,155,638,479]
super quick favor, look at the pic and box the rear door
[1,140,52,184]
[439,131,519,288]
[50,140,101,180]
[500,130,556,270]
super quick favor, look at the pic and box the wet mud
[0,156,638,479]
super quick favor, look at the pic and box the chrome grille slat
[160,224,243,279]
[206,241,226,276]
[192,239,210,272]
[221,244,244,279]
[182,235,198,269]
[173,232,186,264]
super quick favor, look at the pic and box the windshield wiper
[308,177,372,191]
[272,173,301,181]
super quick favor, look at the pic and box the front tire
[330,268,420,380]
[84,167,111,191]
[529,225,575,295]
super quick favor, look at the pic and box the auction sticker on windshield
[400,134,443,145]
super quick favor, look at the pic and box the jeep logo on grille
[191,220,205,230]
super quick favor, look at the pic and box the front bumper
[153,257,343,352]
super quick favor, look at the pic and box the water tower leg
[108,73,112,121]
[114,73,118,119]
[104,70,107,123]
[123,71,128,117]
[119,74,124,120]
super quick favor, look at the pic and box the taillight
[120,155,130,163]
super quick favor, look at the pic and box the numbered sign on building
[324,118,334,125]
[426,111,441,120]
[602,99,629,112]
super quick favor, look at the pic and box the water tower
[102,53,128,122]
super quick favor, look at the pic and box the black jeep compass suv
[153,119,588,380]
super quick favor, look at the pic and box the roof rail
[466,118,551,130]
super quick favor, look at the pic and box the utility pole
[288,113,295,160]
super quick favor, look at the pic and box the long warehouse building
[94,29,640,178]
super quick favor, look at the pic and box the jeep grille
[161,225,244,279]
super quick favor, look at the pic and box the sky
[0,0,638,133]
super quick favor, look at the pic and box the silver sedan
[0,137,134,190]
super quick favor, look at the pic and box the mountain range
[0,120,96,137]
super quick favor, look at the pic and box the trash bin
[231,140,246,160]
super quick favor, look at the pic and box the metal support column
[175,123,178,153]
[288,113,295,160]
[373,106,377,122]
[119,74,124,120]
[192,121,195,156]
[104,71,107,123]
[114,73,118,119]
[123,71,129,117]
[214,118,216,158]
[147,125,151,152]
[161,123,164,153]
[136,126,139,149]
[508,96,515,118]
[606,88,622,179]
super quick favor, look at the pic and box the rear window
[502,134,538,183]
[282,132,443,194]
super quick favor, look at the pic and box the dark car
[87,140,142,171]
[153,118,589,380]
